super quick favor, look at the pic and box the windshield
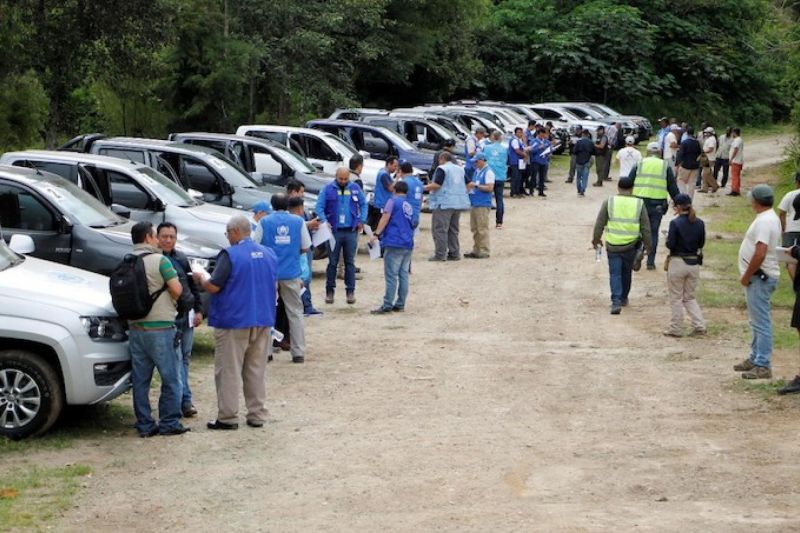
[376,127,417,151]
[566,106,604,120]
[0,236,24,271]
[31,174,123,227]
[136,167,197,207]
[208,153,260,188]
[321,133,358,157]
[270,144,316,173]
[423,120,457,140]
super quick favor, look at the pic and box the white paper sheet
[777,246,797,264]
[367,239,381,260]
[312,223,335,248]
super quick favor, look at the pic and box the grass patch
[0,464,92,529]
[746,122,792,139]
[193,325,215,360]
[730,378,788,398]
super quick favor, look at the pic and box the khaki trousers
[278,278,305,357]
[214,327,270,424]
[677,167,698,200]
[666,258,706,334]
[470,207,490,256]
[699,166,718,193]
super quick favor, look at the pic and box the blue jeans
[494,180,505,225]
[301,249,315,312]
[129,327,182,434]
[576,162,590,194]
[644,201,664,268]
[382,247,413,309]
[326,229,358,292]
[176,321,194,409]
[746,276,778,368]
[607,248,637,306]
[530,162,548,194]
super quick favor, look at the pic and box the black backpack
[109,253,167,320]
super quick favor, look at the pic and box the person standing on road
[315,167,367,304]
[592,177,652,314]
[663,124,680,176]
[194,215,278,430]
[128,221,188,437]
[565,125,584,184]
[656,117,670,154]
[369,181,415,314]
[699,127,719,193]
[616,136,642,179]
[629,142,680,271]
[483,129,507,228]
[529,128,551,197]
[349,154,365,190]
[778,242,800,394]
[523,120,538,194]
[287,180,322,317]
[398,161,423,229]
[714,127,732,188]
[573,129,595,197]
[157,222,202,419]
[509,127,527,197]
[465,153,493,259]
[464,126,487,179]
[663,194,707,337]
[607,121,620,155]
[424,152,471,261]
[369,156,398,230]
[431,138,457,176]
[675,126,702,198]
[259,193,311,364]
[728,128,744,196]
[593,126,611,186]
[733,184,781,380]
[777,173,800,281]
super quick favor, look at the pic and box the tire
[0,350,64,439]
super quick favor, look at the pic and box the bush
[0,71,49,151]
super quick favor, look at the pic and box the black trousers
[714,158,730,187]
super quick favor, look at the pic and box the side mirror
[9,234,35,254]
[187,188,203,199]
[358,150,371,159]
[311,162,324,172]
[220,181,235,196]
[152,198,166,212]
[110,203,131,219]
[335,153,343,162]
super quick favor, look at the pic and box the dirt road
[18,134,800,531]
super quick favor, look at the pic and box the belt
[129,324,175,331]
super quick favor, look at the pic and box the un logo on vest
[275,224,291,245]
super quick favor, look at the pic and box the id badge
[339,214,346,225]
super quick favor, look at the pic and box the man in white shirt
[663,124,679,175]
[616,136,641,178]
[734,184,781,379]
[778,173,800,279]
[728,128,744,196]
[699,127,719,193]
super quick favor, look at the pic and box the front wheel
[0,350,64,439]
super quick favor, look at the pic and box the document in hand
[189,260,211,282]
[312,223,336,248]
[777,246,797,264]
[367,239,381,260]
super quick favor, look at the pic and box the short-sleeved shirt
[616,147,642,179]
[130,245,178,328]
[779,189,800,233]
[739,209,781,279]
[663,132,678,162]
[703,136,717,158]
[729,137,744,164]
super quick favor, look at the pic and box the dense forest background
[2,0,800,151]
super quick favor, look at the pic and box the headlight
[188,257,210,271]
[80,316,128,342]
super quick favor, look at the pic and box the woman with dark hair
[714,127,733,188]
[664,194,707,337]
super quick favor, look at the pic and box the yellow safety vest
[632,157,668,200]
[605,195,643,246]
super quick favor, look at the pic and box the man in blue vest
[466,153,494,258]
[524,120,538,194]
[509,127,527,197]
[369,181,416,314]
[424,152,471,261]
[398,161,424,228]
[259,193,311,363]
[368,156,399,230]
[483,129,508,229]
[286,180,322,316]
[315,167,368,304]
[193,215,278,430]
[464,126,486,179]
[529,127,551,197]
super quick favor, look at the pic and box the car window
[320,133,357,158]
[28,175,120,227]
[371,119,399,132]
[374,127,416,150]
[107,170,151,209]
[299,134,338,161]
[97,147,146,163]
[182,157,221,195]
[532,108,558,120]
[257,144,315,173]
[362,130,392,156]
[246,130,288,145]
[13,160,79,185]
[0,183,57,231]
[136,166,197,207]
[206,153,259,188]
[251,148,283,176]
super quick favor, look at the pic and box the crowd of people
[122,113,800,438]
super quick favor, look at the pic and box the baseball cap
[618,176,634,189]
[703,126,715,134]
[475,126,486,134]
[670,124,679,130]
[674,193,692,206]
[471,153,487,163]
[748,184,774,203]
[646,141,660,152]
[625,136,635,145]
[658,116,668,122]
[251,200,271,214]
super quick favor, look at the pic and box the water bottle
[595,245,602,262]
[271,328,284,342]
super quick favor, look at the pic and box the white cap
[670,124,679,130]
[703,126,715,134]
[625,136,635,145]
[646,142,660,152]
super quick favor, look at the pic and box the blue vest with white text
[259,211,303,280]
[382,196,415,250]
[508,137,523,166]
[323,181,362,231]
[401,175,424,227]
[483,140,508,182]
[469,166,494,208]
[209,239,277,329]
[429,162,470,211]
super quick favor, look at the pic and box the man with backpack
[117,221,188,437]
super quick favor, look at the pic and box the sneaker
[391,306,404,312]
[447,256,461,261]
[733,359,755,372]
[246,419,264,428]
[578,192,585,197]
[292,356,305,364]
[346,292,356,304]
[727,192,740,196]
[207,420,238,430]
[139,427,159,438]
[777,375,800,395]
[182,404,198,418]
[646,264,656,271]
[592,183,603,187]
[742,366,772,380]
[565,179,574,183]
[370,306,392,314]
[620,298,629,307]
[304,308,324,317]
[538,192,547,197]
[688,328,707,337]
[663,330,682,338]
[160,425,191,436]
[633,249,644,272]
[428,256,446,262]
[325,291,334,304]
[610,305,622,315]
[496,224,503,229]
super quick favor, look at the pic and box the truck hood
[0,256,116,315]
[98,219,219,258]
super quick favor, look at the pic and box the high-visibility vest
[605,195,644,246]
[632,157,668,200]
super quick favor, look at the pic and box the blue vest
[374,168,393,209]
[531,138,551,165]
[464,135,482,171]
[259,211,303,280]
[483,140,508,182]
[382,196,415,250]
[469,166,494,208]
[401,175,424,227]
[209,239,277,329]
[324,181,363,231]
[508,137,524,166]
[429,162,470,211]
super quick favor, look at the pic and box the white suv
[0,233,129,439]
